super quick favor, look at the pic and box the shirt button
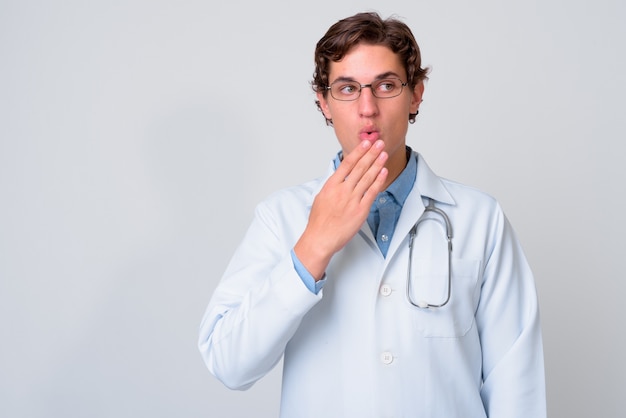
[379,197,387,204]
[381,234,389,242]
[380,284,392,297]
[381,351,394,365]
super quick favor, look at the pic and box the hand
[293,140,388,280]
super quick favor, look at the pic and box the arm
[198,140,388,390]
[198,210,320,390]
[477,206,546,417]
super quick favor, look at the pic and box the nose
[358,86,379,118]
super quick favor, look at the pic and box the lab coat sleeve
[477,204,546,417]
[198,196,322,390]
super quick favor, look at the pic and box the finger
[360,165,388,205]
[340,140,385,187]
[331,140,376,184]
[352,150,388,200]
[346,141,387,192]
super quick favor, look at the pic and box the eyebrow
[330,71,402,84]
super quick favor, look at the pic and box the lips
[359,127,380,142]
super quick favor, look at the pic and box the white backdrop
[1,0,624,417]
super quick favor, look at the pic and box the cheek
[328,102,356,121]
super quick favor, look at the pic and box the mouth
[359,128,380,142]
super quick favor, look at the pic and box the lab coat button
[381,351,394,365]
[380,284,392,297]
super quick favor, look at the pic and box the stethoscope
[406,198,453,309]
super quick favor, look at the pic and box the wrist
[293,235,333,281]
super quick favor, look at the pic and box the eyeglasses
[326,77,408,101]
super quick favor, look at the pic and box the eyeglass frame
[325,77,409,101]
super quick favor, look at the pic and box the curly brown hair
[312,12,428,107]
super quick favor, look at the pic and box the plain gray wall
[1,0,624,417]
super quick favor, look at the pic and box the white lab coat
[199,152,546,417]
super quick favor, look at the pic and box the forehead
[328,43,406,81]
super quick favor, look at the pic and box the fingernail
[361,140,371,148]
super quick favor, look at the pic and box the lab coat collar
[413,152,455,206]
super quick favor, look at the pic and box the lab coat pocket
[409,258,480,337]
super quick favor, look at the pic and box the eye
[376,79,398,93]
[337,83,359,95]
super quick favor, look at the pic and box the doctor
[199,12,546,417]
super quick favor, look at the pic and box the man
[199,12,546,417]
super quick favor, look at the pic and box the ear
[410,81,425,114]
[316,91,332,120]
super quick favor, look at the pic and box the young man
[199,12,546,417]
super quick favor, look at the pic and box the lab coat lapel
[307,160,335,207]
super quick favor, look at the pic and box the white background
[1,0,624,417]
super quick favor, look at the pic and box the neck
[382,147,410,189]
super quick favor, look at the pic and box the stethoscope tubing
[406,199,453,309]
